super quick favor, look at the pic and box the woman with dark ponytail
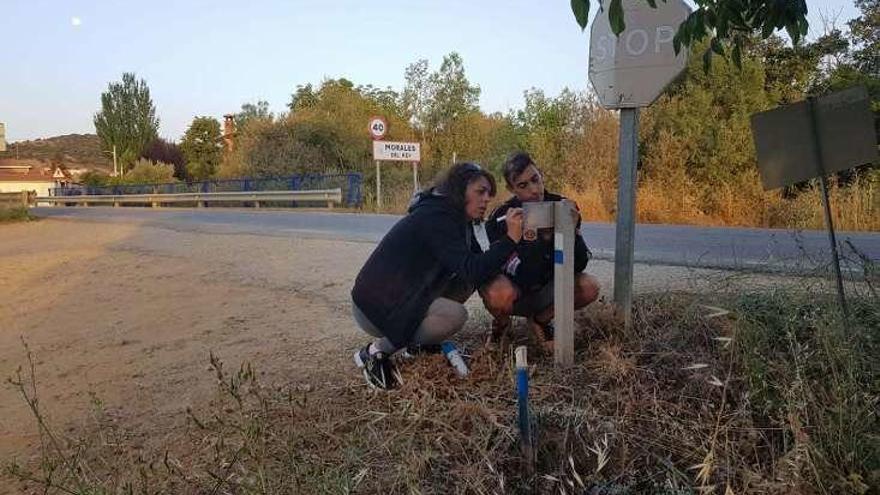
[351,162,524,389]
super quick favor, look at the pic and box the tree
[402,53,481,133]
[402,59,432,133]
[236,101,274,131]
[356,84,401,116]
[288,83,320,112]
[180,117,222,181]
[570,0,811,69]
[752,32,849,104]
[835,0,880,116]
[514,88,585,183]
[141,138,186,180]
[79,170,110,187]
[400,53,482,169]
[93,73,159,173]
[245,119,345,177]
[245,78,412,178]
[426,53,481,131]
[120,159,177,184]
[849,0,879,77]
[806,2,880,181]
[638,38,780,224]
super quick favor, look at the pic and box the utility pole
[105,145,119,176]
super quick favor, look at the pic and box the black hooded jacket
[486,191,590,292]
[351,190,516,347]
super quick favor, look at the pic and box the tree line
[87,1,878,229]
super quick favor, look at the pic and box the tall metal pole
[807,97,848,317]
[412,161,419,193]
[613,108,639,329]
[375,160,382,211]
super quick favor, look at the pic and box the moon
[71,17,82,27]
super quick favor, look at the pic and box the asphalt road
[30,207,880,272]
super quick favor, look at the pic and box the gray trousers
[352,297,468,352]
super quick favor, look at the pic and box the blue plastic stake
[515,346,534,474]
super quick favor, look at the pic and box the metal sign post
[369,117,388,211]
[807,96,847,316]
[367,117,423,206]
[751,86,878,318]
[372,140,421,209]
[412,162,419,193]
[588,0,691,327]
[613,109,639,328]
[375,160,382,210]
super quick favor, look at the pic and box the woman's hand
[505,208,524,243]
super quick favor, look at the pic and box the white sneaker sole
[353,349,366,368]
[354,349,383,389]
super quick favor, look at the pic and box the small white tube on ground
[442,341,469,377]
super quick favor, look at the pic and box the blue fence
[52,173,364,207]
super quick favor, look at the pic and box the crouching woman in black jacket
[351,162,523,389]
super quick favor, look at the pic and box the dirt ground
[0,217,811,489]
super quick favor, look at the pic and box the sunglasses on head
[459,162,482,173]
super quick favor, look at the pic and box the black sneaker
[353,346,399,390]
[530,318,555,348]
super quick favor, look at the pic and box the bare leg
[479,274,520,344]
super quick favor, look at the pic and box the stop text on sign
[592,26,676,60]
[588,0,691,109]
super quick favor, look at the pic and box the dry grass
[371,166,878,231]
[0,207,35,224]
[560,170,879,231]
[6,284,878,494]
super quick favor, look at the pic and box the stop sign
[589,0,692,109]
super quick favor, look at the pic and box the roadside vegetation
[42,0,874,231]
[0,207,34,224]
[6,262,877,494]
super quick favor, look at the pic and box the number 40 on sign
[369,117,387,140]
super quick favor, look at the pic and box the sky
[0,0,861,143]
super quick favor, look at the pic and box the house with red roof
[0,159,75,199]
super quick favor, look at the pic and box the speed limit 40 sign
[369,116,387,140]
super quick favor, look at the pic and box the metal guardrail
[0,191,33,208]
[51,173,364,207]
[36,189,343,208]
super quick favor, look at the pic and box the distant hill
[0,134,112,173]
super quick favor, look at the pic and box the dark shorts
[441,275,478,304]
[510,281,553,316]
[445,274,554,318]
